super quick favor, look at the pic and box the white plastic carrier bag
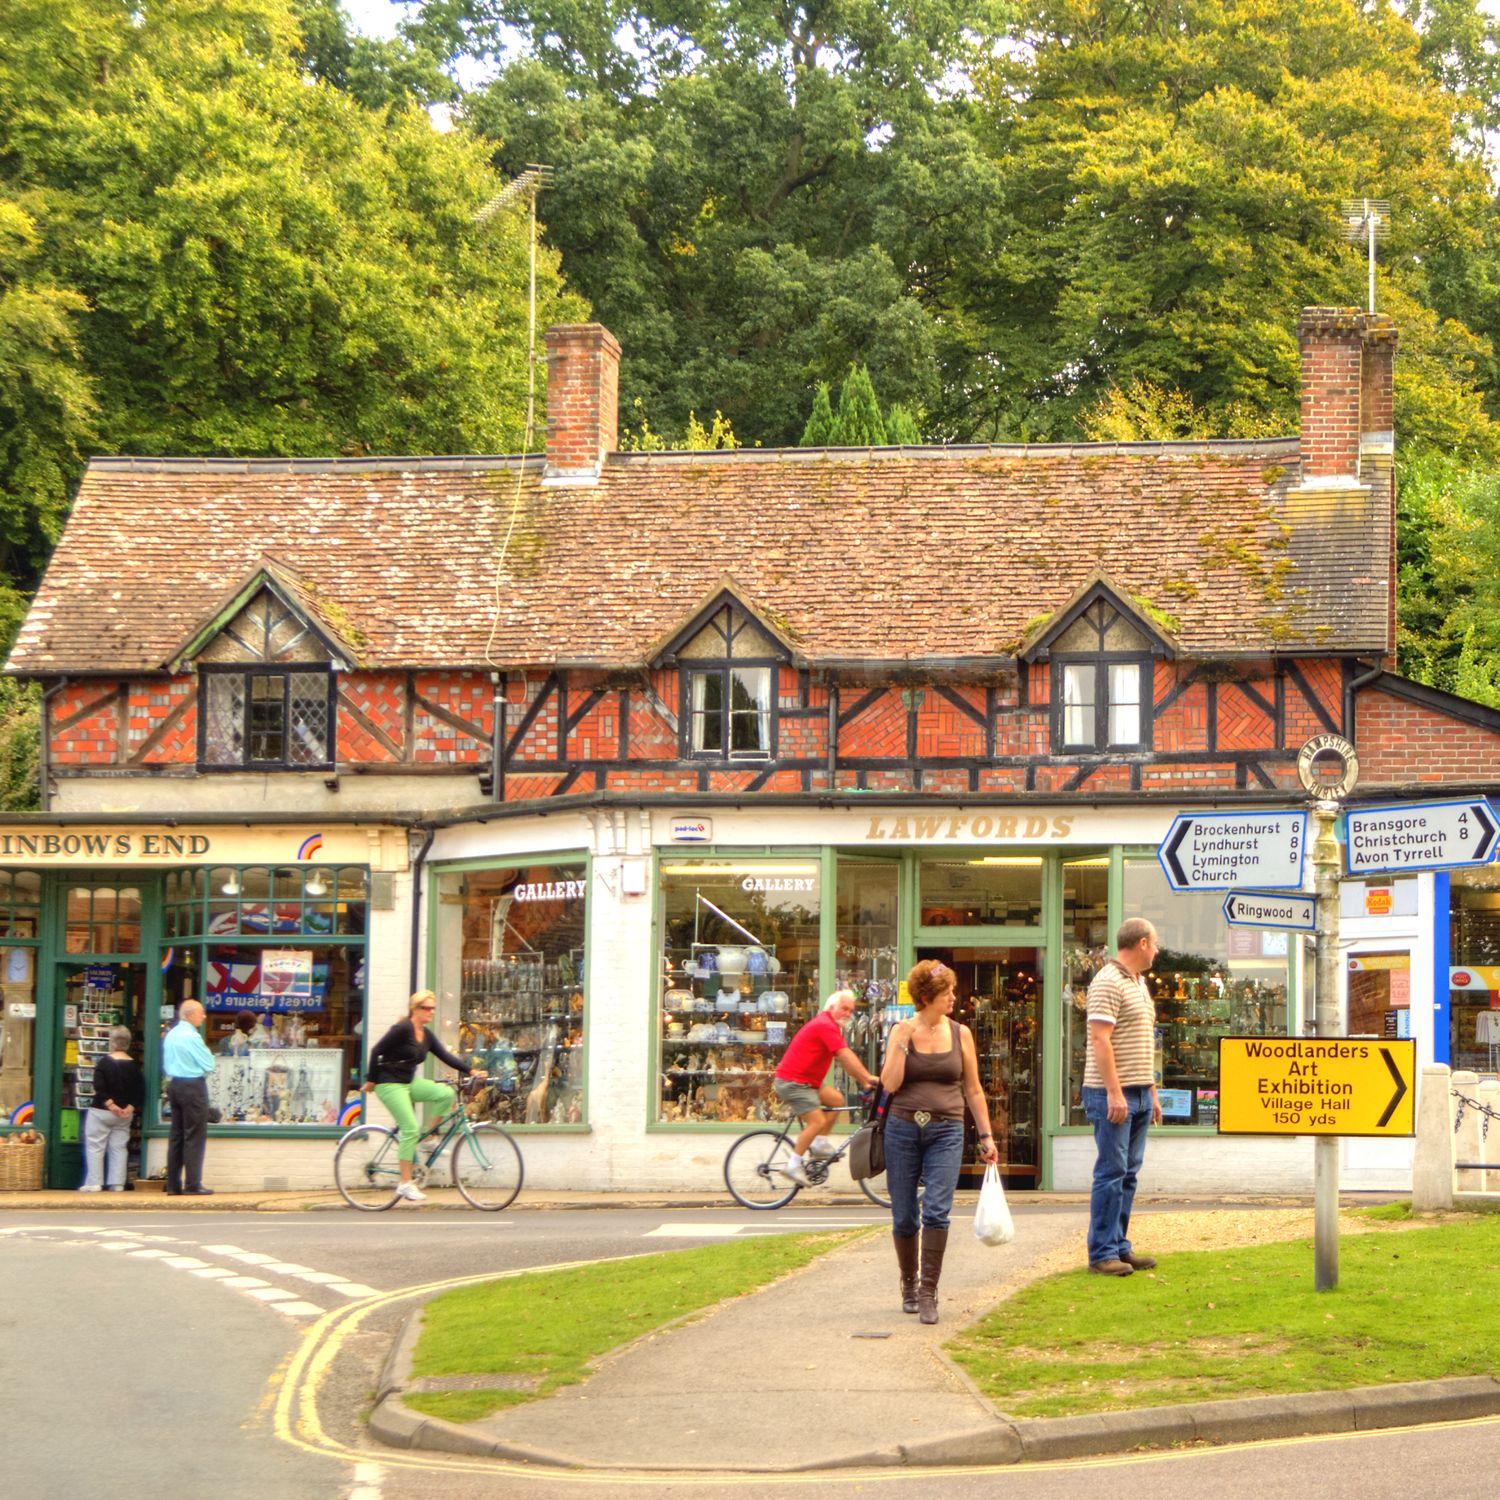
[973,1162,1015,1246]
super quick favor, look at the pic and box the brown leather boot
[918,1226,949,1325]
[893,1233,919,1314]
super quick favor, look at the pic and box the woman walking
[365,991,483,1203]
[880,959,999,1323]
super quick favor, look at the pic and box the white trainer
[777,1161,814,1187]
[808,1136,837,1158]
[396,1182,427,1203]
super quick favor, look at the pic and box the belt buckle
[913,1110,932,1127]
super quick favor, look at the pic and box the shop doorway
[916,945,1040,1190]
[47,961,147,1188]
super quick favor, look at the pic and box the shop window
[1060,856,1111,1125]
[200,667,334,769]
[832,861,901,1093]
[432,862,587,1127]
[918,857,1043,927]
[1449,870,1500,1070]
[657,858,821,1124]
[158,866,370,1129]
[1063,858,1291,1127]
[0,938,37,1130]
[64,884,141,955]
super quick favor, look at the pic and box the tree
[830,365,888,446]
[0,0,583,596]
[964,0,1500,452]
[800,383,835,446]
[885,404,922,445]
[291,0,457,109]
[433,0,1007,444]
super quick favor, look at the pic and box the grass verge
[403,1229,866,1424]
[947,1217,1500,1419]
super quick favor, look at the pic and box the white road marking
[645,1224,749,1237]
[288,1270,349,1284]
[98,1242,138,1253]
[200,1243,248,1255]
[221,1275,271,1289]
[190,1267,237,1279]
[271,1300,324,1318]
[327,1281,379,1298]
[260,1261,315,1275]
[244,1286,300,1302]
[225,1250,278,1264]
[163,1256,210,1269]
[127,1248,176,1258]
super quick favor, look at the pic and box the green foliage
[407,1230,863,1423]
[619,402,742,451]
[885,403,922,445]
[801,382,836,447]
[0,0,583,608]
[291,0,457,108]
[949,1217,1500,1418]
[831,365,887,446]
[1082,380,1292,442]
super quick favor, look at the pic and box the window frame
[1051,653,1153,754]
[681,660,780,761]
[197,665,336,772]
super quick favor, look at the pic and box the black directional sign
[1345,798,1499,876]
[1157,811,1307,892]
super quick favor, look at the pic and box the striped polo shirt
[1083,960,1156,1088]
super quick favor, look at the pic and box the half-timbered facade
[4,308,1498,1193]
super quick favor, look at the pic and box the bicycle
[723,1103,892,1210]
[334,1076,524,1211]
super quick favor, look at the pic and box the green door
[42,878,158,1188]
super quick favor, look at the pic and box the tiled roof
[7,440,1391,675]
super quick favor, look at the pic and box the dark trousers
[166,1077,210,1192]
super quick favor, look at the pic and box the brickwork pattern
[1283,659,1342,747]
[413,671,492,764]
[1216,681,1276,751]
[778,714,827,759]
[130,678,197,764]
[50,683,121,764]
[840,689,907,759]
[1152,672,1209,753]
[337,672,406,763]
[1299,308,1363,479]
[1355,691,1500,783]
[915,685,986,759]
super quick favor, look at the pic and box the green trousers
[374,1077,456,1161]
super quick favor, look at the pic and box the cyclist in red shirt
[773,989,878,1186]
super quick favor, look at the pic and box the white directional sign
[1345,799,1499,876]
[1222,890,1317,932]
[1157,811,1307,892]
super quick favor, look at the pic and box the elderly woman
[365,991,483,1204]
[81,1027,144,1192]
[880,959,999,1323]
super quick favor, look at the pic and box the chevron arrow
[1376,1046,1409,1129]
[1164,819,1193,886]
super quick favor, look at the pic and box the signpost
[1157,811,1307,892]
[1345,798,1499,875]
[1222,890,1317,932]
[1217,1038,1416,1137]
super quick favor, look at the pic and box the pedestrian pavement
[364,1197,1500,1473]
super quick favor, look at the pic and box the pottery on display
[746,946,770,975]
[715,946,748,975]
[761,990,789,1014]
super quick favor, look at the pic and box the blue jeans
[1083,1084,1153,1264]
[885,1114,964,1237]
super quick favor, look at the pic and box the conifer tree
[830,366,888,446]
[885,404,922,445]
[800,382,836,446]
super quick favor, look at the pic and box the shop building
[4,308,1498,1193]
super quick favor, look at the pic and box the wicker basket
[0,1133,45,1191]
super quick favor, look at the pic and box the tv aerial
[1339,198,1390,314]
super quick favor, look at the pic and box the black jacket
[366,1021,470,1085]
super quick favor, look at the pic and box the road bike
[334,1076,524,1211]
[723,1103,892,1210]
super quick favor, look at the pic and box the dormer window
[661,593,791,761]
[1019,581,1170,756]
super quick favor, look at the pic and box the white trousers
[83,1107,131,1189]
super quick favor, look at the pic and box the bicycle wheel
[334,1125,402,1211]
[857,1166,892,1210]
[724,1129,799,1209]
[452,1123,524,1210]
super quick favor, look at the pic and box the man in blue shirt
[163,999,216,1196]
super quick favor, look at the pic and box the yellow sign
[1217,1037,1416,1137]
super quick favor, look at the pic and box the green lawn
[947,1217,1500,1419]
[403,1230,865,1424]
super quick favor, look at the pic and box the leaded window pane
[288,675,330,765]
[729,667,771,754]
[204,674,246,764]
[691,671,724,751]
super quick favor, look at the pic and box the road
[3,1202,1496,1500]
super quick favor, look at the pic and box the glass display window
[918,857,1043,927]
[433,862,587,1127]
[0,939,38,1127]
[1449,869,1500,1073]
[657,858,821,1124]
[1061,858,1292,1126]
[1061,856,1111,1126]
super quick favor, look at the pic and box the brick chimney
[544,324,620,483]
[1296,305,1400,668]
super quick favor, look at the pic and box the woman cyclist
[365,990,484,1203]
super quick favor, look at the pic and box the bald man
[163,999,217,1195]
